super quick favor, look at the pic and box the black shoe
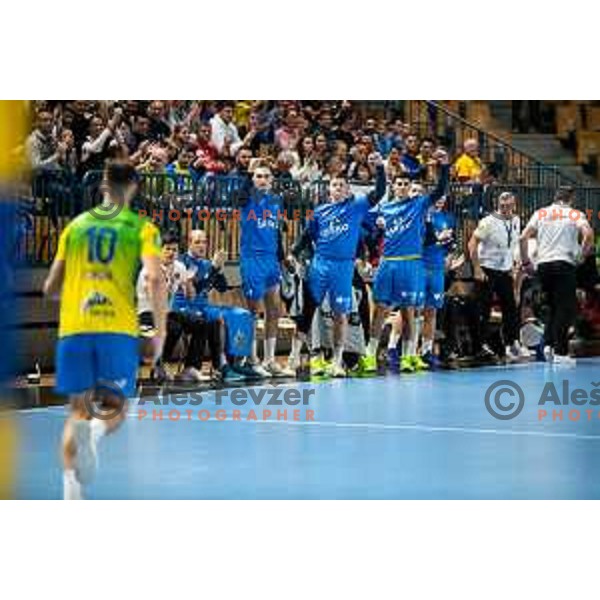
[231,363,264,380]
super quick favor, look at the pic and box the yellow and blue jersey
[55,206,161,338]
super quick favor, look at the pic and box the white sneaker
[506,343,530,361]
[264,360,296,378]
[553,354,576,367]
[515,342,531,358]
[250,363,272,378]
[543,346,554,363]
[180,366,211,383]
[327,363,346,378]
[72,420,97,486]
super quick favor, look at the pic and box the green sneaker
[400,355,416,373]
[309,356,327,376]
[358,354,377,373]
[410,355,429,371]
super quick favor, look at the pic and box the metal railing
[15,170,600,265]
[404,101,581,187]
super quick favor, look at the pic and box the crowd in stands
[24,100,487,188]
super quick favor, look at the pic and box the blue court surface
[13,359,600,499]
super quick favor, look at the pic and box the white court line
[251,419,600,440]
[124,411,600,441]
[19,405,600,441]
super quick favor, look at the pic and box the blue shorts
[307,256,354,315]
[373,258,425,308]
[196,304,254,357]
[424,264,446,309]
[56,333,139,397]
[240,255,281,302]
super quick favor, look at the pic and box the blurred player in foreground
[44,160,167,500]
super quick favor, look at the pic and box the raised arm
[427,150,450,205]
[367,154,387,206]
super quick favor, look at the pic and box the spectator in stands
[147,100,171,142]
[166,145,201,184]
[401,134,424,179]
[291,136,321,187]
[137,146,168,175]
[58,129,78,176]
[275,109,301,152]
[418,137,438,183]
[314,133,329,165]
[453,138,483,182]
[335,117,357,149]
[375,118,394,156]
[230,146,253,176]
[384,145,405,182]
[68,101,93,158]
[274,151,297,181]
[27,110,61,170]
[194,122,227,174]
[245,106,274,154]
[313,109,337,144]
[210,101,244,157]
[389,119,407,150]
[80,111,123,175]
[129,115,151,151]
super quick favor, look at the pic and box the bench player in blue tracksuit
[175,229,256,382]
[421,194,456,367]
[364,149,449,373]
[288,153,386,377]
[237,161,294,377]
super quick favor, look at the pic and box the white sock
[252,339,258,363]
[290,337,303,362]
[89,418,107,447]
[388,331,400,350]
[367,338,378,356]
[334,345,344,367]
[402,339,416,356]
[422,339,433,355]
[64,469,82,500]
[264,337,276,363]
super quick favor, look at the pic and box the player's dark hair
[555,186,575,204]
[161,231,179,246]
[392,174,413,185]
[103,160,138,188]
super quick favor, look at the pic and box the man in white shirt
[520,186,594,365]
[469,191,528,360]
[137,233,205,382]
[210,102,243,157]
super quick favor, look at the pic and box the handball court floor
[13,358,600,499]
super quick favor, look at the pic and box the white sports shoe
[553,354,576,367]
[264,361,296,378]
[506,342,530,361]
[72,420,97,486]
[543,346,554,363]
[180,366,211,383]
[250,363,272,378]
[327,363,346,378]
